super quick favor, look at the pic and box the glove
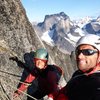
[9,56,18,62]
[9,56,26,68]
[13,91,20,99]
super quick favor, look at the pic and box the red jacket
[16,65,65,99]
[56,86,68,100]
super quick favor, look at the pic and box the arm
[56,86,69,100]
[47,71,60,100]
[9,56,26,68]
[47,85,68,100]
[48,84,59,100]
[14,74,36,95]
[47,65,66,100]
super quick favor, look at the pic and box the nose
[77,52,85,59]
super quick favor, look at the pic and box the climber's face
[34,58,47,69]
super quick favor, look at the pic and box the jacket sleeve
[56,86,69,100]
[16,73,36,94]
[47,71,60,100]
[48,86,68,100]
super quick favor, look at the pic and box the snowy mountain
[82,21,100,36]
[32,12,100,54]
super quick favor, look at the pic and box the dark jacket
[66,70,100,100]
[17,65,64,99]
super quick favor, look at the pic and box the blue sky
[21,0,100,22]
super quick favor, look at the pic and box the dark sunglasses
[75,49,98,56]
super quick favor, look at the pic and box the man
[12,48,66,100]
[57,34,100,100]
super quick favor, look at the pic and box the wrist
[14,90,21,95]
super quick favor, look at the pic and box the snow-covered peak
[74,16,92,28]
[33,13,100,54]
[41,30,54,46]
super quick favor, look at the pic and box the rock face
[0,0,76,100]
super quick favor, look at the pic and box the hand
[12,92,20,100]
[9,56,18,62]
[48,97,53,100]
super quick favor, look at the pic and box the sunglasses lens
[76,49,98,56]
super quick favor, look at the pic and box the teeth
[80,60,84,62]
[79,60,85,64]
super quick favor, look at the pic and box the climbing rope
[0,70,37,100]
[0,80,37,100]
[0,74,31,86]
[0,82,11,100]
[11,85,37,100]
[0,69,21,77]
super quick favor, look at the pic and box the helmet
[34,48,48,60]
[76,34,100,51]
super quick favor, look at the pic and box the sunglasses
[75,49,98,56]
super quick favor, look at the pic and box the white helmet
[76,34,100,51]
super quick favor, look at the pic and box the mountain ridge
[33,12,100,54]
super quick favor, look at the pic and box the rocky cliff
[0,0,75,99]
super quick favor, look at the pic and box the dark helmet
[34,48,49,60]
